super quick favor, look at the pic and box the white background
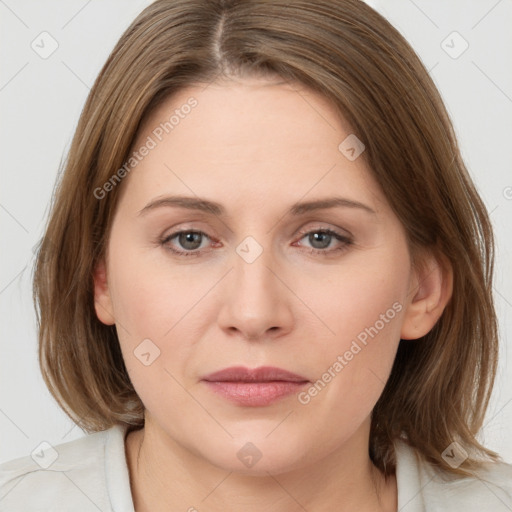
[1,0,511,464]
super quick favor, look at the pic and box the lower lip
[203,381,309,406]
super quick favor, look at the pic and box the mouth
[201,366,310,407]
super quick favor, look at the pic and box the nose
[216,244,294,341]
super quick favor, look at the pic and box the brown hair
[33,0,500,478]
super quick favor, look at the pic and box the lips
[202,365,309,383]
[201,366,310,407]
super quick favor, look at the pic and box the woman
[1,1,511,510]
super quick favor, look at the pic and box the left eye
[294,228,353,255]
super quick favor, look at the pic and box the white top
[1,425,512,511]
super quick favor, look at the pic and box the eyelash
[158,227,353,258]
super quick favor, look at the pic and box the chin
[201,437,311,477]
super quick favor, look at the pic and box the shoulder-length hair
[33,0,500,478]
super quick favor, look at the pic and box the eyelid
[293,222,353,239]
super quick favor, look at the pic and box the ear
[400,250,453,340]
[93,258,115,326]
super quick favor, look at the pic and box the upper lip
[202,366,309,383]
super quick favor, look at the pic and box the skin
[94,76,453,512]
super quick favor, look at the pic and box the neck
[125,417,397,512]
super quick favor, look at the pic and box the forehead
[120,78,387,217]
[139,77,354,153]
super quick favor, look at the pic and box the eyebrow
[137,195,376,217]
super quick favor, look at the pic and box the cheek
[106,241,221,393]
[296,246,408,414]
[106,252,198,413]
[107,241,206,340]
[306,244,407,345]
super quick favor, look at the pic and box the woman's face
[95,77,416,474]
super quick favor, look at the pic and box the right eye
[159,230,216,257]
